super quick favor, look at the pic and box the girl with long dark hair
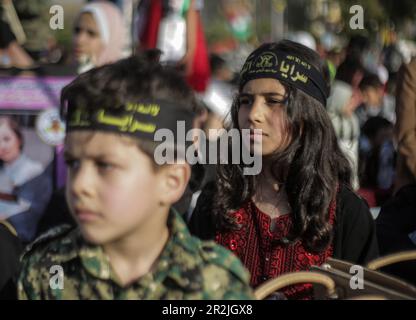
[189,40,378,299]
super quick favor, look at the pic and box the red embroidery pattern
[216,195,337,300]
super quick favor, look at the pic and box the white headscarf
[78,1,126,69]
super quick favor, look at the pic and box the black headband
[240,49,330,106]
[63,100,195,143]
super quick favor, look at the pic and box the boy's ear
[159,163,191,205]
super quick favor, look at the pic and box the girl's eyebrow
[239,92,286,98]
[263,92,286,97]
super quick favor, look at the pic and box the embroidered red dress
[215,199,336,300]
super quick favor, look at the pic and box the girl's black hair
[213,40,353,253]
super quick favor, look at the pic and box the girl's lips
[249,133,265,142]
[250,131,266,136]
[249,129,267,141]
[75,209,99,222]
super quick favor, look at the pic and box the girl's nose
[248,97,265,124]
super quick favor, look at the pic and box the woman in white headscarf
[327,80,361,190]
[72,0,127,74]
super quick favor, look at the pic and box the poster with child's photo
[0,110,64,243]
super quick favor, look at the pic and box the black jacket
[0,223,23,300]
[376,184,416,285]
[189,183,379,266]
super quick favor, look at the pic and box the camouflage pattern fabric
[18,211,254,300]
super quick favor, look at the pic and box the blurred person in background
[358,116,396,207]
[0,220,22,300]
[376,183,416,286]
[201,54,235,135]
[394,58,416,192]
[361,44,389,86]
[326,57,364,190]
[137,0,210,93]
[12,0,54,63]
[72,0,127,74]
[319,33,345,83]
[356,73,396,127]
[185,54,236,220]
[0,2,33,68]
[383,30,405,76]
[325,47,345,83]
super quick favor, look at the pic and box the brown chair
[254,271,337,300]
[311,257,416,300]
[367,250,416,270]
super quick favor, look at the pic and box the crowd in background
[1,0,416,299]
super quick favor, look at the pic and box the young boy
[17,56,254,300]
[355,73,395,127]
